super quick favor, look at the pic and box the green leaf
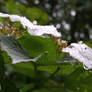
[64,67,92,91]
[0,35,45,64]
[0,35,32,64]
[14,62,35,78]
[18,34,58,65]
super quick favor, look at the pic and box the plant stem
[33,63,39,88]
[40,66,61,86]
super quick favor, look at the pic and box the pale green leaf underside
[0,35,44,64]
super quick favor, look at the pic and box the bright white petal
[62,41,92,70]
[0,13,61,38]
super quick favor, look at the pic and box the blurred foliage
[1,0,49,25]
[0,0,92,92]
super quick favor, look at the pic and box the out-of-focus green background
[0,0,92,92]
[1,0,92,43]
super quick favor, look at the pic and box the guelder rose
[0,13,61,38]
[62,41,92,70]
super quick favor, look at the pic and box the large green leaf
[14,62,35,78]
[17,34,75,74]
[0,35,45,64]
[18,34,58,65]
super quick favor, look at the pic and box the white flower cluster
[1,12,92,70]
[0,13,61,38]
[62,41,92,70]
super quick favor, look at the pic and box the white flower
[62,41,92,70]
[0,13,61,38]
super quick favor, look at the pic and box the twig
[40,66,61,86]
